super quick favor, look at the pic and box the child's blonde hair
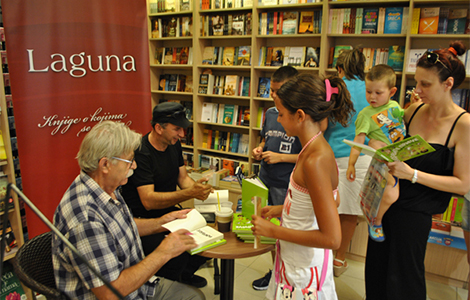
[365,64,396,89]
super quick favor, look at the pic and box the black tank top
[395,104,467,214]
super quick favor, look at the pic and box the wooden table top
[199,231,275,260]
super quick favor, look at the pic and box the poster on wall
[2,0,151,238]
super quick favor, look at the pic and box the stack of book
[232,213,279,244]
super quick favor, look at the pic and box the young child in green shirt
[347,64,406,242]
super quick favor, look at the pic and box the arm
[260,152,299,164]
[346,133,366,182]
[137,166,212,210]
[387,115,470,196]
[91,229,196,300]
[252,151,341,250]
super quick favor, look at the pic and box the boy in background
[251,66,302,290]
[346,64,405,242]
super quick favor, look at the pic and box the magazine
[358,157,389,226]
[344,135,435,226]
[343,134,435,162]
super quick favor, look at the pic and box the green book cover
[189,238,227,255]
[241,178,268,220]
[232,212,280,233]
[222,104,235,125]
[1,261,26,299]
[343,134,435,162]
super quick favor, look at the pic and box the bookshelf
[0,63,33,298]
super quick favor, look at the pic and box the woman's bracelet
[411,169,418,184]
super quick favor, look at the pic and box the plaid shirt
[52,172,156,300]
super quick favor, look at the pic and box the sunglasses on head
[165,109,186,118]
[425,52,451,73]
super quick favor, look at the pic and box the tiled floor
[195,252,469,300]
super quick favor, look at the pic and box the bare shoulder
[404,102,422,124]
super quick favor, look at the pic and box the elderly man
[122,102,212,287]
[52,121,204,300]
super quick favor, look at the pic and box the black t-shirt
[121,133,184,218]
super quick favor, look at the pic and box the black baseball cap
[152,102,191,128]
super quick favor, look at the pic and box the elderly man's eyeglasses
[165,109,186,119]
[112,157,134,166]
[425,52,451,73]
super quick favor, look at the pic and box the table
[199,231,274,300]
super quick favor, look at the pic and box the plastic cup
[215,207,233,233]
[221,201,233,210]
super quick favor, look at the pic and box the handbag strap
[275,240,281,284]
[318,249,329,291]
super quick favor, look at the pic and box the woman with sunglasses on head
[365,41,470,300]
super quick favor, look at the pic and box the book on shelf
[222,104,235,125]
[198,73,215,95]
[151,18,160,38]
[332,45,352,68]
[257,77,271,98]
[180,0,191,11]
[202,46,215,65]
[0,219,17,253]
[298,11,314,34]
[406,49,427,72]
[222,47,235,66]
[212,15,225,36]
[184,75,193,93]
[342,134,435,163]
[284,46,305,67]
[154,47,165,65]
[362,7,379,34]
[354,7,363,34]
[201,102,215,122]
[447,8,468,34]
[437,7,450,34]
[377,7,386,34]
[418,7,439,34]
[181,16,193,37]
[237,46,251,66]
[164,0,177,12]
[240,77,250,97]
[401,7,409,34]
[224,75,240,96]
[241,177,268,220]
[0,130,7,161]
[282,11,298,35]
[167,74,178,91]
[304,47,320,68]
[410,7,420,34]
[270,46,285,67]
[232,14,245,35]
[237,134,250,155]
[387,45,405,72]
[162,209,226,255]
[384,7,403,34]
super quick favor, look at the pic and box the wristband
[411,169,418,184]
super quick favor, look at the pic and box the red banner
[2,0,151,238]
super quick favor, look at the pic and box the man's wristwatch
[411,169,418,184]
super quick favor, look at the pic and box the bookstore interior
[1,0,470,299]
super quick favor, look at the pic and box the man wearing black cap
[122,102,212,288]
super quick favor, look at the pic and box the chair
[13,231,68,300]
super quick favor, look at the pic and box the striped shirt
[52,171,156,299]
